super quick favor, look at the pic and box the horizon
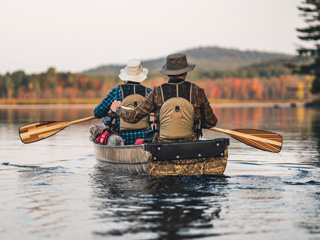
[0,45,295,75]
[0,0,304,74]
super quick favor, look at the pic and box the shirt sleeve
[146,87,152,95]
[94,86,119,118]
[116,88,155,123]
[200,88,218,128]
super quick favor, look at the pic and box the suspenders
[120,84,147,100]
[160,82,193,103]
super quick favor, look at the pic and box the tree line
[0,67,311,101]
[0,68,118,99]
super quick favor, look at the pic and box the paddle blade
[19,121,68,144]
[228,129,283,153]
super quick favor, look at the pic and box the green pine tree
[297,0,320,94]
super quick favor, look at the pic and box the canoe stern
[94,138,229,176]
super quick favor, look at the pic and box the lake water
[0,104,320,240]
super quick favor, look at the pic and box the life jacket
[158,83,195,140]
[96,129,121,145]
[119,84,150,131]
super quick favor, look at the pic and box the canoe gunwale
[94,143,145,149]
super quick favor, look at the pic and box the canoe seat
[144,138,229,161]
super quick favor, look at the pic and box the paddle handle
[69,116,96,125]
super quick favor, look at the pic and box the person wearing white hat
[94,59,153,145]
[118,59,148,83]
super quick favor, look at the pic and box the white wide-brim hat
[119,59,148,83]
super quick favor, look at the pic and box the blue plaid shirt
[94,83,153,145]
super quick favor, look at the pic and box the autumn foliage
[0,67,313,102]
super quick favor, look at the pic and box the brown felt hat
[159,53,196,75]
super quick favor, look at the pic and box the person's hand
[110,101,122,112]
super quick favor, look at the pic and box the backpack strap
[120,84,141,99]
[160,86,165,103]
[190,83,202,138]
[120,85,124,100]
[176,84,179,97]
[190,83,193,102]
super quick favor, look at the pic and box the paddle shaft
[21,116,96,137]
[19,115,96,143]
[69,116,96,125]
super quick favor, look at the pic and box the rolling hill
[82,46,291,75]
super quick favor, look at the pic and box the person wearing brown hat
[111,53,218,143]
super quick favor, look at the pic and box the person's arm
[200,88,218,128]
[146,86,152,95]
[94,87,118,118]
[111,89,156,123]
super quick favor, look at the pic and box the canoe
[94,138,229,176]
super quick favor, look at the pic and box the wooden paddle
[210,127,282,153]
[122,106,283,153]
[19,116,95,144]
[19,111,283,153]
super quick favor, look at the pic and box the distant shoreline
[0,98,306,108]
[212,102,304,108]
[0,98,102,105]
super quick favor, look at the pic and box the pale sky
[0,0,306,74]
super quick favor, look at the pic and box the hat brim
[159,64,196,75]
[119,68,148,82]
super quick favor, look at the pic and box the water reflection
[1,104,320,167]
[90,168,228,239]
[0,104,318,132]
[0,105,96,124]
[6,165,75,239]
[1,105,320,239]
[312,111,320,166]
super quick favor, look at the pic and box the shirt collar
[124,81,140,85]
[168,78,185,84]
